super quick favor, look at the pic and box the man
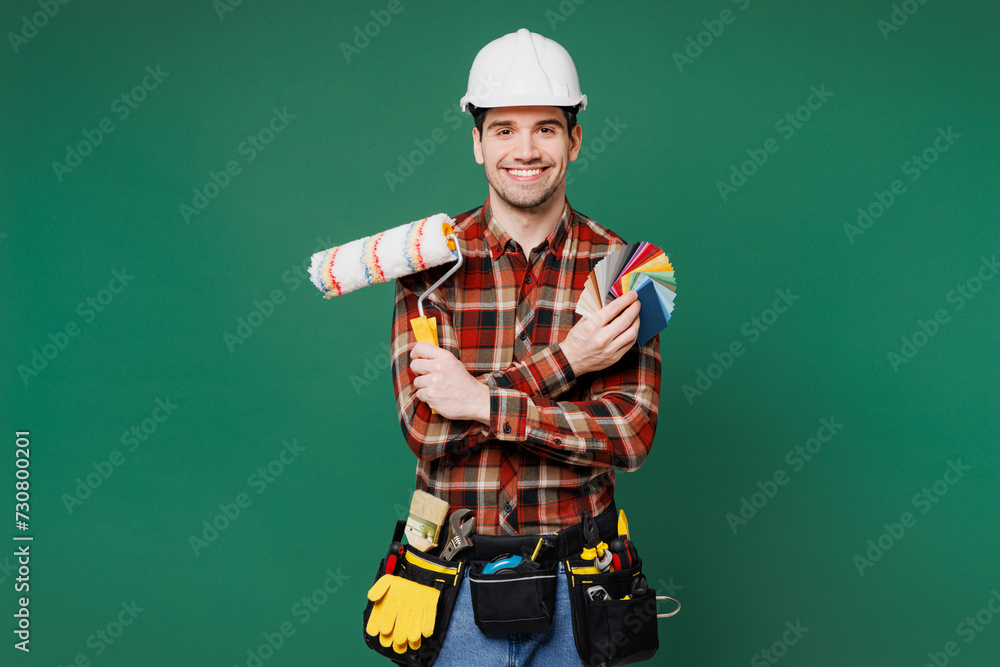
[389,28,661,665]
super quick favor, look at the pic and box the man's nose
[512,134,542,161]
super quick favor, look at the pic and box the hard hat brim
[460,93,587,113]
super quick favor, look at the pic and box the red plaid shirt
[391,197,661,536]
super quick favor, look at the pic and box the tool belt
[362,520,464,666]
[563,553,659,666]
[362,504,678,667]
[434,501,619,562]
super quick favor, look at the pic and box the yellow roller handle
[409,221,457,414]
[409,316,439,414]
[410,316,438,347]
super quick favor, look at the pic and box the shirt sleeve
[487,337,661,472]
[392,274,578,461]
[487,343,579,400]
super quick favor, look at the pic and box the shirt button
[519,332,527,341]
[554,438,562,445]
[495,245,502,254]
[524,275,532,284]
[503,502,513,513]
[503,422,512,434]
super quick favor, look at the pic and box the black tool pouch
[362,521,463,667]
[564,557,659,666]
[468,560,559,634]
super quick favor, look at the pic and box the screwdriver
[610,537,637,571]
[610,510,637,571]
[385,540,405,575]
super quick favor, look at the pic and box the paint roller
[307,213,463,346]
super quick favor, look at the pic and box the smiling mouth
[503,166,549,180]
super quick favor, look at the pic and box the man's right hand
[560,290,641,377]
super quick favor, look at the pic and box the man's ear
[568,123,583,162]
[472,127,484,165]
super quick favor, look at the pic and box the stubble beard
[486,164,562,213]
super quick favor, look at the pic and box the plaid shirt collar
[481,195,573,261]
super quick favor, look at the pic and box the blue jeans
[433,562,583,667]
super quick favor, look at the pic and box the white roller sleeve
[308,213,457,298]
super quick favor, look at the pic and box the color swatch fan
[576,242,676,346]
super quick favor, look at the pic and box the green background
[3,0,998,665]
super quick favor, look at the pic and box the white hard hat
[460,28,587,113]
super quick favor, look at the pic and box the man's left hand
[410,343,490,424]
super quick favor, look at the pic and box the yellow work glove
[366,574,440,654]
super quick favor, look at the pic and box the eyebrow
[485,118,565,131]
